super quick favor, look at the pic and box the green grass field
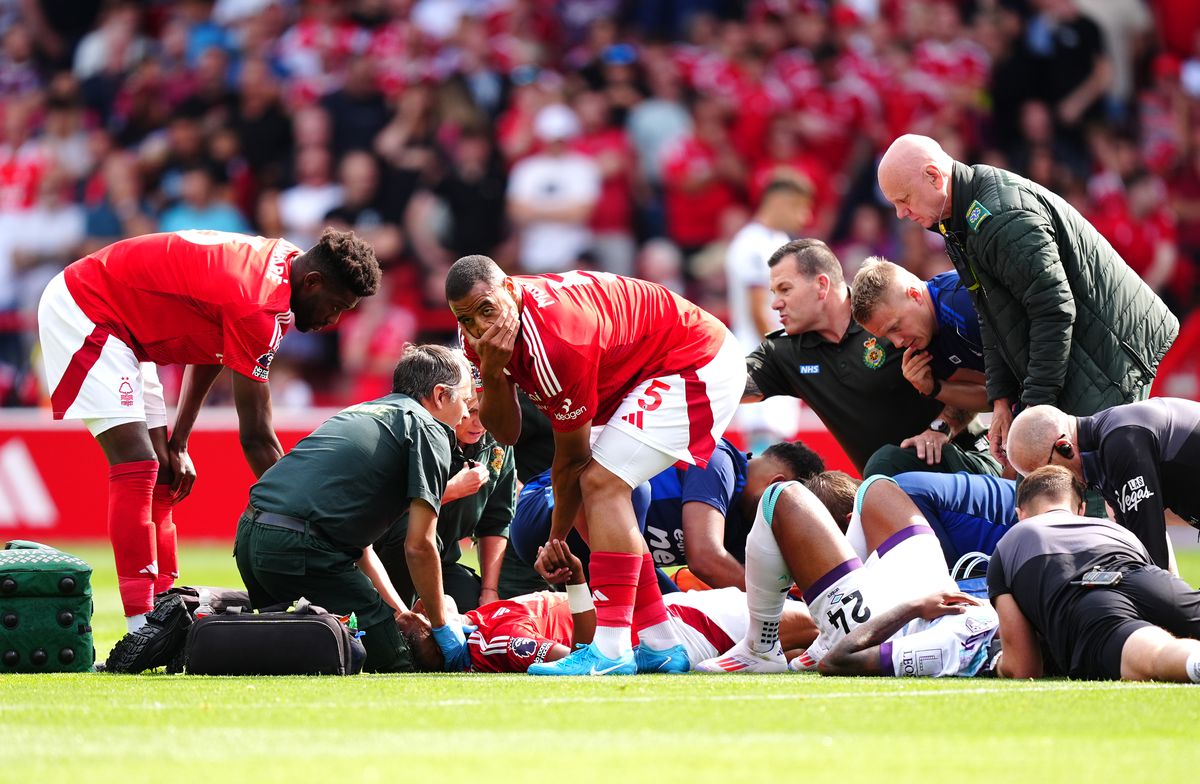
[3,543,1200,783]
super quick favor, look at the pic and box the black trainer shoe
[105,594,193,674]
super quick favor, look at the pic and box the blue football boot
[527,642,636,676]
[634,643,690,674]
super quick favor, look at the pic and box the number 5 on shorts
[638,380,671,411]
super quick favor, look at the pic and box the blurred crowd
[1,0,1199,408]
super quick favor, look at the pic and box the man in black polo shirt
[988,466,1200,683]
[743,238,994,477]
[1005,398,1200,570]
[233,344,473,672]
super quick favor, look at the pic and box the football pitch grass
[3,543,1200,784]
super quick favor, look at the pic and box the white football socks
[126,613,148,633]
[637,620,680,651]
[593,625,633,659]
[743,516,792,653]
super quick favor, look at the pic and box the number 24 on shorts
[638,380,671,411]
[826,590,871,633]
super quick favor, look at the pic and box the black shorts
[1066,565,1200,680]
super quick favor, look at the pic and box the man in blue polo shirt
[851,258,1000,477]
[509,439,825,590]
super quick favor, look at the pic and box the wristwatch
[929,418,950,435]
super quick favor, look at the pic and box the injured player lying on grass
[396,540,816,673]
[695,474,1000,677]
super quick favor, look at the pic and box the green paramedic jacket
[937,162,1178,415]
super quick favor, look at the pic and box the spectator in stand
[10,167,85,324]
[660,95,744,261]
[278,144,344,249]
[571,89,635,276]
[749,114,835,240]
[72,1,147,84]
[325,150,402,266]
[374,81,440,225]
[506,103,600,274]
[81,151,155,253]
[1092,171,1181,310]
[405,126,508,272]
[1023,0,1112,144]
[322,54,390,159]
[0,22,42,98]
[232,56,294,192]
[158,162,250,234]
[38,80,92,182]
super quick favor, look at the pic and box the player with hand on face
[447,255,745,675]
[37,229,379,633]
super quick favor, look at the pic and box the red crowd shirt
[463,271,728,433]
[63,231,300,382]
[660,136,738,247]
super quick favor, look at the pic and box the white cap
[533,104,581,142]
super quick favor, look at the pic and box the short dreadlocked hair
[305,228,381,297]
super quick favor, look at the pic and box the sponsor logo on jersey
[949,354,962,365]
[555,398,588,421]
[862,337,885,370]
[1118,475,1155,514]
[253,350,276,380]
[510,638,538,658]
[797,364,821,374]
[118,377,135,407]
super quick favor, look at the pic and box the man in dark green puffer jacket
[877,134,1178,472]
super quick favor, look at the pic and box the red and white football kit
[39,230,299,427]
[463,589,749,673]
[36,230,300,618]
[463,271,744,486]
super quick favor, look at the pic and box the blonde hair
[850,257,905,326]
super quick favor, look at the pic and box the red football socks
[108,460,158,617]
[633,552,671,631]
[589,551,640,629]
[151,483,177,596]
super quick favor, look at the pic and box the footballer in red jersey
[446,255,745,676]
[38,229,380,630]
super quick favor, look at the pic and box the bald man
[877,134,1177,473]
[1006,398,1200,570]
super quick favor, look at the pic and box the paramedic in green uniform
[375,377,518,612]
[234,344,474,672]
